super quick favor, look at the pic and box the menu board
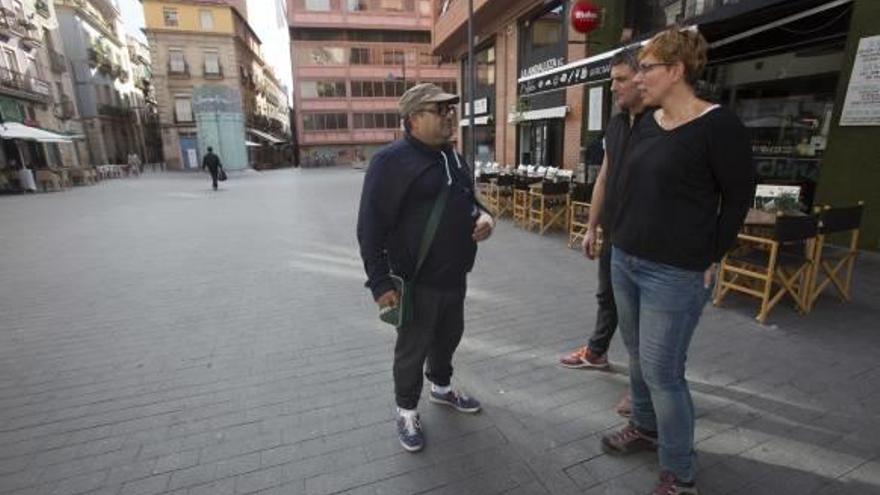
[840,35,880,126]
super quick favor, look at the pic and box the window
[304,0,331,11]
[2,48,18,72]
[168,49,186,73]
[347,0,366,11]
[382,49,405,65]
[437,80,457,94]
[300,81,346,98]
[530,5,563,47]
[302,113,348,131]
[204,50,220,75]
[200,10,214,30]
[174,95,193,122]
[350,47,370,65]
[353,112,400,129]
[294,47,347,66]
[163,8,179,27]
[350,80,411,98]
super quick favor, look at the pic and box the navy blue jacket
[357,134,489,300]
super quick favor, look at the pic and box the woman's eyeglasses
[638,62,673,73]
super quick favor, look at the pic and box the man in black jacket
[202,146,222,190]
[357,83,495,453]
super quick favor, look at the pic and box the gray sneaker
[396,412,424,452]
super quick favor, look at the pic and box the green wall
[815,0,880,250]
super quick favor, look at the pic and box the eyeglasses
[638,62,673,73]
[416,105,456,116]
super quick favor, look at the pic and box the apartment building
[289,0,457,166]
[0,0,86,171]
[56,0,145,165]
[144,0,289,170]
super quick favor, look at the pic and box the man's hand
[376,289,399,308]
[703,263,717,289]
[473,213,494,242]
[582,227,599,259]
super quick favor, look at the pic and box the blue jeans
[611,247,712,482]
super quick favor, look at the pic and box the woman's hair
[639,28,708,86]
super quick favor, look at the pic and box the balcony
[53,96,76,120]
[203,64,223,80]
[168,61,190,78]
[433,0,499,54]
[98,104,133,118]
[0,67,51,103]
[56,0,120,46]
[49,49,67,73]
[290,0,430,29]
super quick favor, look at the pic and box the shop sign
[464,98,489,116]
[840,34,880,126]
[519,56,611,96]
[520,57,566,80]
[571,1,601,34]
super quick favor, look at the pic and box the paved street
[1,168,879,495]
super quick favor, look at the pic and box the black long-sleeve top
[610,106,756,272]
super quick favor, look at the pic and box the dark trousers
[587,240,618,355]
[208,166,219,190]
[393,284,466,410]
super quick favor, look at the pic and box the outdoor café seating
[527,167,571,235]
[487,173,514,218]
[34,169,64,192]
[714,213,820,323]
[806,202,865,310]
[513,167,541,228]
[568,181,592,248]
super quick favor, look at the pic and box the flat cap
[398,83,460,116]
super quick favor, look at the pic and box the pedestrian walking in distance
[202,146,223,191]
[600,28,755,495]
[357,83,495,453]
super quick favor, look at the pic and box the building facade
[56,0,145,165]
[434,0,880,250]
[0,0,86,172]
[289,0,457,166]
[144,0,289,170]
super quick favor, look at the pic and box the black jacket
[202,152,221,170]
[357,134,489,300]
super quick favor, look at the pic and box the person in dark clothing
[357,83,495,453]
[559,48,646,377]
[201,146,222,190]
[599,29,755,495]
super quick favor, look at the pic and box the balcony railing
[49,49,67,73]
[0,67,51,102]
[98,104,133,118]
[54,96,76,120]
[203,64,223,79]
[168,61,189,77]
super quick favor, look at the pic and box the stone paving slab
[0,168,878,495]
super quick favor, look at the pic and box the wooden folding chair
[806,202,864,310]
[528,181,569,235]
[714,214,819,323]
[567,182,593,248]
[512,175,539,228]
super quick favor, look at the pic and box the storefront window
[706,47,846,207]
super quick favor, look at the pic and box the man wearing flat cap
[357,83,495,453]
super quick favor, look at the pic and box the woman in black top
[599,29,755,495]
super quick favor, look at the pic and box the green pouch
[378,185,449,329]
[378,274,412,329]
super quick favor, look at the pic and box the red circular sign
[571,1,601,34]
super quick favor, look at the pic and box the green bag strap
[413,185,450,279]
